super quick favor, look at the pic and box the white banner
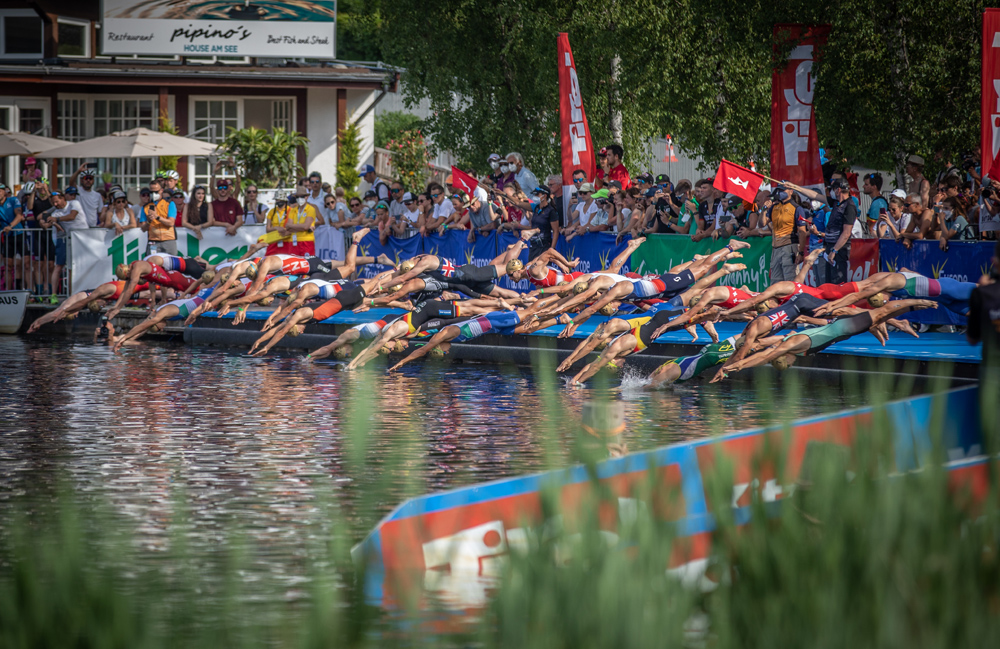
[314,224,347,261]
[71,226,266,291]
[101,0,336,58]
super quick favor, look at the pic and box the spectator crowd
[2,144,997,301]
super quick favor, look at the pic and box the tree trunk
[609,53,622,145]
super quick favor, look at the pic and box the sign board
[100,0,336,58]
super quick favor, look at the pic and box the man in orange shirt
[147,187,178,255]
[764,185,806,282]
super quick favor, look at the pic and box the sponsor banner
[982,9,1000,176]
[848,238,880,282]
[356,232,421,280]
[558,33,597,219]
[879,240,993,325]
[630,235,773,293]
[314,225,347,262]
[770,24,829,189]
[101,0,336,58]
[556,232,632,276]
[71,226,264,291]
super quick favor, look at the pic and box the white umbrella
[0,129,68,156]
[39,127,220,159]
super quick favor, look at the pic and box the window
[272,100,292,132]
[18,108,44,135]
[58,99,87,141]
[3,15,42,56]
[93,99,157,136]
[58,19,89,58]
[192,99,238,187]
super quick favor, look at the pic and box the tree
[157,114,180,173]
[384,129,431,192]
[374,111,424,148]
[338,117,363,198]
[220,127,309,188]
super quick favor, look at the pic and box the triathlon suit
[453,311,523,342]
[891,271,975,314]
[400,300,464,335]
[309,266,347,282]
[139,263,193,291]
[776,282,825,305]
[618,270,696,301]
[156,296,206,320]
[311,282,367,321]
[87,280,149,302]
[815,282,860,301]
[798,311,876,354]
[616,308,684,353]
[351,313,405,339]
[662,336,739,382]
[143,254,204,279]
[451,263,499,284]
[298,279,350,300]
[717,286,757,310]
[419,273,450,293]
[272,255,331,276]
[528,268,586,288]
[758,294,827,334]
[435,273,493,298]
[433,257,460,278]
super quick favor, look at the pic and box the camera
[98,316,110,339]
[983,188,994,200]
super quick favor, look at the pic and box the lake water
[0,337,875,605]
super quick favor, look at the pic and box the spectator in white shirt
[506,152,538,196]
[428,182,455,224]
[68,164,104,227]
[565,183,602,240]
[400,192,421,230]
[41,190,87,295]
[305,171,329,224]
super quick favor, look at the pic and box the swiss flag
[450,166,479,195]
[984,145,1000,180]
[713,159,765,203]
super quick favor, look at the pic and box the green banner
[630,235,773,293]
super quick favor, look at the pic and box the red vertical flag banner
[558,33,596,218]
[982,10,1000,178]
[770,24,829,190]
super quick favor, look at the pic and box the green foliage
[220,127,309,189]
[158,114,180,173]
[374,111,424,149]
[338,117,363,199]
[376,0,988,177]
[336,0,383,62]
[384,129,431,192]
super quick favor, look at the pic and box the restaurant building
[0,1,395,190]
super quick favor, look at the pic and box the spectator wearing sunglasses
[242,184,267,224]
[400,191,421,232]
[147,188,178,255]
[210,179,244,237]
[327,187,349,228]
[388,181,407,219]
[426,182,454,232]
[101,190,137,236]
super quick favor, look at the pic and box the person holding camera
[565,183,599,240]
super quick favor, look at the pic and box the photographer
[765,185,806,282]
[641,188,675,235]
[978,178,1000,238]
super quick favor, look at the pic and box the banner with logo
[558,33,596,218]
[983,9,1000,177]
[71,226,265,292]
[879,240,994,324]
[771,24,829,190]
[314,225,348,262]
[101,0,335,58]
[848,238,880,282]
[556,232,633,276]
[356,232,422,279]
[630,236,773,293]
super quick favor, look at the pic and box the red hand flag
[450,166,479,195]
[985,145,1000,180]
[713,159,765,203]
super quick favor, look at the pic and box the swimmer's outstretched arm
[250,308,313,357]
[307,328,362,361]
[387,326,459,372]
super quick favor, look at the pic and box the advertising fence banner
[100,0,336,58]
[630,236,773,293]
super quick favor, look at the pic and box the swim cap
[333,345,352,359]
[771,354,793,371]
[115,263,129,280]
[378,343,393,355]
[689,294,701,307]
[388,284,402,294]
[573,281,590,295]
[152,321,166,332]
[429,346,446,358]
[506,259,524,275]
[87,300,102,313]
[400,259,416,273]
[200,271,216,285]
[868,293,887,308]
[257,296,274,306]
[755,301,769,314]
[598,303,617,316]
[245,261,258,280]
[219,271,231,284]
[288,324,304,337]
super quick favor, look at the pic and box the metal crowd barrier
[0,227,71,300]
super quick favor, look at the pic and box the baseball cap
[360,164,376,175]
[487,153,502,162]
[531,186,551,196]
[606,180,623,190]
[25,156,36,165]
[578,182,596,193]
[891,189,907,199]
[636,172,654,184]
[592,189,611,199]
[906,154,925,166]
[655,174,671,185]
[139,188,151,196]
[64,185,79,195]
[363,190,377,199]
[830,178,849,191]
[401,191,416,202]
[597,147,608,157]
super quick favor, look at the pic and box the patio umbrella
[39,127,219,159]
[0,129,68,156]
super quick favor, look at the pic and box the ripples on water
[0,337,859,599]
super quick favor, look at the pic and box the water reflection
[0,337,858,594]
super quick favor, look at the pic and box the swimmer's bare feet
[377,253,393,266]
[521,228,539,241]
[728,240,751,250]
[722,263,746,273]
[353,228,371,243]
[569,258,581,268]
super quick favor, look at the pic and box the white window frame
[187,95,297,189]
[0,10,44,59]
[0,97,49,187]
[56,17,90,58]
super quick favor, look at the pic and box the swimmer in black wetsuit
[719,299,938,378]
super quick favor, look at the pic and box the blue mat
[199,308,982,364]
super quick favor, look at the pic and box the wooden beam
[336,87,347,175]
[296,89,307,172]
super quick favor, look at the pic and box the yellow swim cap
[245,261,258,280]
[506,259,524,275]
[400,259,416,273]
[598,303,617,316]
[573,281,590,295]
